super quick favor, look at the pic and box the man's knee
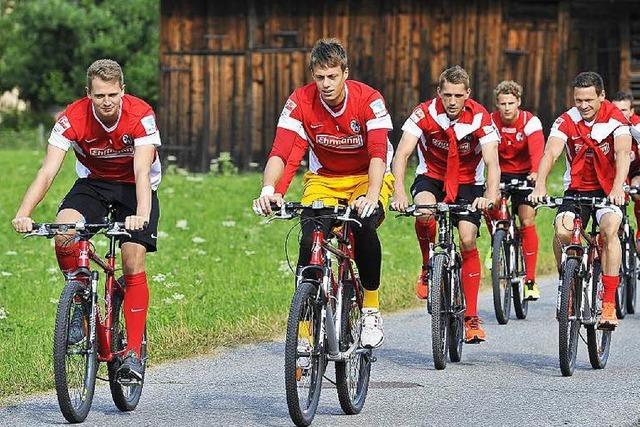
[121,243,147,274]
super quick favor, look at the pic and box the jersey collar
[319,83,349,117]
[91,101,122,133]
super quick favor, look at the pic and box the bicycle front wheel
[335,281,371,415]
[626,235,637,314]
[587,260,611,369]
[492,229,512,325]
[558,259,581,377]
[447,268,464,363]
[53,280,98,423]
[284,280,325,427]
[431,254,449,370]
[108,277,147,411]
[512,239,529,320]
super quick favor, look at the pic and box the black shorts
[410,175,484,229]
[58,178,160,252]
[501,172,535,212]
[556,189,623,228]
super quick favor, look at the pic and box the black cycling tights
[297,206,384,291]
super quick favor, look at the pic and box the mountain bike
[537,196,614,377]
[268,201,373,427]
[485,178,532,324]
[393,203,478,370]
[23,213,147,422]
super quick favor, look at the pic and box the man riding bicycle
[530,71,631,329]
[491,80,545,301]
[391,65,500,343]
[252,38,394,348]
[11,59,161,380]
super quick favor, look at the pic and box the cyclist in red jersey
[612,91,640,250]
[391,66,501,343]
[530,72,631,329]
[12,59,161,379]
[253,39,394,348]
[491,80,545,301]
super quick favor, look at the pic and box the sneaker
[464,316,486,343]
[360,308,384,348]
[67,305,86,345]
[415,267,429,300]
[117,351,144,382]
[523,280,540,301]
[598,302,619,330]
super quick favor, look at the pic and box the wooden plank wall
[159,0,632,171]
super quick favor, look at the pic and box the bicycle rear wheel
[512,239,529,319]
[108,277,147,411]
[335,280,371,415]
[285,280,325,427]
[587,260,611,369]
[558,259,581,377]
[491,229,512,324]
[430,254,449,370]
[53,280,97,423]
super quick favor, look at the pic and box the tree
[0,0,159,111]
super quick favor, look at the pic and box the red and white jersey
[491,110,544,174]
[49,95,162,189]
[549,101,630,191]
[269,80,393,180]
[401,97,499,184]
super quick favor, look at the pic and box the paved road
[3,277,640,426]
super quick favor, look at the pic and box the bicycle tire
[586,260,611,369]
[616,238,628,318]
[430,254,449,370]
[285,280,325,427]
[335,280,371,415]
[558,258,581,377]
[108,277,147,411]
[626,231,637,314]
[447,268,464,363]
[53,280,97,423]
[512,238,529,320]
[492,229,512,324]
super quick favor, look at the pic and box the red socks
[124,272,150,356]
[55,241,79,274]
[462,248,481,317]
[415,218,437,265]
[602,274,619,304]
[520,225,539,281]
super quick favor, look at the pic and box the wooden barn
[159,0,640,171]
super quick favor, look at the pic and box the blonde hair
[86,59,124,92]
[494,80,522,100]
[438,65,470,89]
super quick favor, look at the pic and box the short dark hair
[439,65,470,90]
[612,90,634,103]
[572,71,604,95]
[309,38,348,71]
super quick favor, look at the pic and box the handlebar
[499,178,534,192]
[391,203,477,217]
[24,221,139,238]
[267,201,363,227]
[533,195,617,210]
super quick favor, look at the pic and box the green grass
[0,147,565,402]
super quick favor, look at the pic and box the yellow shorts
[300,171,395,209]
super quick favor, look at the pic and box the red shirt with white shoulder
[549,101,630,192]
[491,109,544,174]
[401,97,500,185]
[269,80,393,194]
[49,95,162,190]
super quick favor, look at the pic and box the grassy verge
[0,148,565,401]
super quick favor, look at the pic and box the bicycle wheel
[335,280,371,415]
[108,277,147,411]
[587,260,611,369]
[558,258,581,377]
[447,269,464,363]
[491,229,512,324]
[430,254,448,370]
[512,240,529,320]
[626,233,637,314]
[616,239,628,318]
[285,280,325,427]
[53,280,97,423]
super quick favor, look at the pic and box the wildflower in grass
[162,297,174,305]
[278,260,290,273]
[213,257,221,262]
[47,267,58,275]
[164,282,179,288]
[192,237,206,244]
[185,175,204,182]
[50,298,58,304]
[0,307,7,320]
[176,219,188,230]
[4,251,17,256]
[222,220,236,227]
[195,249,207,255]
[157,231,169,239]
[1,272,12,277]
[172,293,185,301]
[244,250,256,256]
[152,273,166,283]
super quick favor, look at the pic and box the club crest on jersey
[122,134,134,146]
[458,141,472,154]
[350,119,361,134]
[516,132,524,142]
